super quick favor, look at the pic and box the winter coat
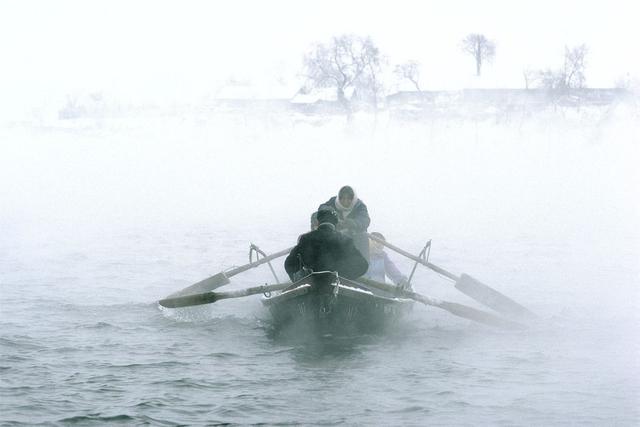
[284,223,369,281]
[318,196,371,261]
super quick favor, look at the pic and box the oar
[165,246,293,299]
[367,234,535,319]
[159,282,291,309]
[356,277,526,330]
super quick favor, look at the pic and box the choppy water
[1,111,639,425]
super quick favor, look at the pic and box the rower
[284,207,368,282]
[318,185,371,261]
[365,232,411,290]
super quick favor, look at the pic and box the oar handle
[367,233,458,281]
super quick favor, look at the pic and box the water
[1,109,639,425]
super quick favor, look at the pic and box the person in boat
[318,185,370,261]
[285,206,368,282]
[365,232,412,290]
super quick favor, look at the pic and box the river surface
[1,111,639,425]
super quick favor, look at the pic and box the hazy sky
[1,0,638,111]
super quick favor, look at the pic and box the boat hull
[262,272,412,335]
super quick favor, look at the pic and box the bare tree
[614,73,639,95]
[461,33,495,76]
[358,49,387,110]
[614,73,639,91]
[563,44,588,89]
[522,68,537,90]
[394,61,422,91]
[614,73,631,89]
[536,69,566,90]
[535,44,588,92]
[303,34,383,112]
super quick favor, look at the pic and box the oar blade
[165,272,231,299]
[163,246,293,299]
[455,274,535,319]
[167,272,231,298]
[367,234,533,318]
[159,282,292,309]
[437,301,526,330]
[356,277,526,330]
[159,291,219,308]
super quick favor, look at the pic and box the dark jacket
[319,197,370,233]
[284,223,369,281]
[319,196,371,261]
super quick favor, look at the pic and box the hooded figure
[318,185,371,261]
[284,206,368,282]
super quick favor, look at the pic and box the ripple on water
[0,336,46,351]
[388,405,432,414]
[107,360,190,370]
[57,413,137,424]
[204,352,240,359]
[82,321,118,330]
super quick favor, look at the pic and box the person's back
[285,208,368,281]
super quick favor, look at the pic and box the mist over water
[1,105,639,425]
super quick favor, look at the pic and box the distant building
[385,88,631,111]
[290,87,351,114]
[210,80,296,112]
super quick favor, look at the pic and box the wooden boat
[261,271,413,334]
[158,239,532,331]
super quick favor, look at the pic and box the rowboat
[261,271,413,335]
[158,239,532,331]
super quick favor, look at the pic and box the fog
[1,2,639,424]
[4,109,637,236]
[2,106,638,320]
